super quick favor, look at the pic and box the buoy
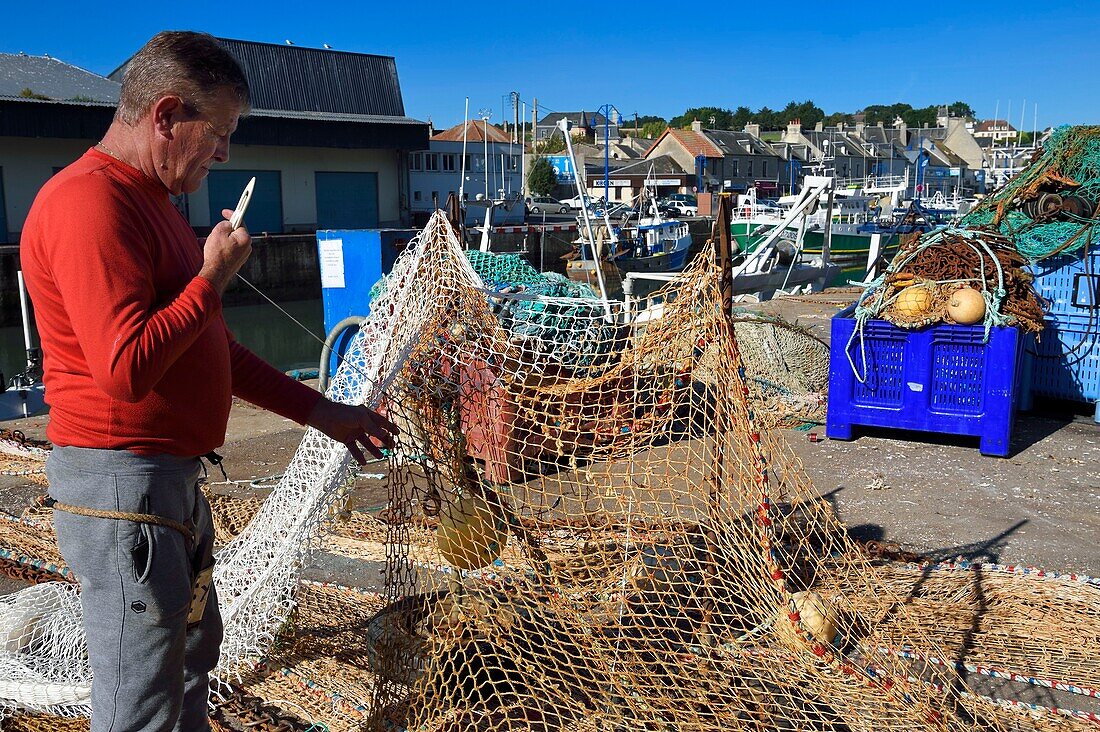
[775,591,838,648]
[894,285,932,318]
[436,491,507,570]
[947,287,986,325]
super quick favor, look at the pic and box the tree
[641,121,667,139]
[779,100,825,130]
[533,136,566,155]
[823,111,854,127]
[528,157,557,197]
[947,101,976,120]
[731,106,753,131]
[669,106,735,130]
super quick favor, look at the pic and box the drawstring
[202,451,228,482]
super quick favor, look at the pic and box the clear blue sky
[3,1,1096,130]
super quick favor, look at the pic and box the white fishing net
[0,214,462,719]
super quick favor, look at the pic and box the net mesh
[0,212,1095,730]
[961,125,1100,261]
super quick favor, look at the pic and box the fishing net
[0,212,1097,730]
[853,228,1047,334]
[962,125,1100,261]
[731,314,829,426]
[364,213,1098,731]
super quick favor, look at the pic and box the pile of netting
[0,212,1097,731]
[730,313,829,426]
[961,125,1100,261]
[853,228,1047,335]
[462,250,622,376]
[856,126,1100,333]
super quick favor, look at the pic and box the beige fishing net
[357,213,1098,731]
[0,211,1095,730]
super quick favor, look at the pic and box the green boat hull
[731,222,898,287]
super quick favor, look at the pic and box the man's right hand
[198,208,252,294]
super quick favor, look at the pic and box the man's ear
[151,95,187,140]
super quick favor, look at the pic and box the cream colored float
[436,491,508,570]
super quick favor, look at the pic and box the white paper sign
[319,239,346,289]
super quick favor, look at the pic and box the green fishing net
[961,125,1100,260]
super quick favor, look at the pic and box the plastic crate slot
[851,335,905,407]
[931,342,985,414]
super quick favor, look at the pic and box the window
[442,154,456,172]
[432,192,439,205]
[731,160,739,177]
[413,191,422,202]
[425,154,439,172]
[509,156,520,171]
[747,160,754,177]
[410,153,422,171]
[761,160,768,177]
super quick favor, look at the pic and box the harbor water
[0,298,325,389]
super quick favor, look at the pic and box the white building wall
[188,144,403,230]
[0,137,405,237]
[0,137,93,238]
[409,139,522,215]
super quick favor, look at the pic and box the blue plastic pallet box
[827,306,1029,456]
[1025,250,1100,422]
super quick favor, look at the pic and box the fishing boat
[608,218,692,273]
[730,173,917,286]
[0,273,46,421]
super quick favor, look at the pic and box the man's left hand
[306,398,397,464]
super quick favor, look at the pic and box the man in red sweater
[21,32,394,731]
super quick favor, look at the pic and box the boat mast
[459,97,469,204]
[560,119,613,317]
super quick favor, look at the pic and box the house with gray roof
[0,39,429,243]
[643,121,786,195]
[0,53,120,242]
[536,111,619,144]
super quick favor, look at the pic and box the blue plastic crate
[1026,251,1100,419]
[827,307,1028,456]
[1029,249,1100,322]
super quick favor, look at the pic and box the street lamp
[590,104,620,207]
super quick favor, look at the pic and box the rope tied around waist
[37,495,195,546]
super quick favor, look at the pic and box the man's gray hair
[116,31,250,124]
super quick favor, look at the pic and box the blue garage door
[316,172,378,230]
[208,170,282,233]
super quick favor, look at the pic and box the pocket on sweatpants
[119,474,194,626]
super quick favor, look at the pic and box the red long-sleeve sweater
[21,148,321,456]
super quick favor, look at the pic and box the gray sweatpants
[47,446,223,732]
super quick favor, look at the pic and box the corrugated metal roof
[247,108,423,125]
[111,38,407,117]
[0,52,119,102]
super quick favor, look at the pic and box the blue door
[315,172,378,230]
[207,170,282,233]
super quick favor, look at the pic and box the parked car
[594,203,638,221]
[562,194,593,210]
[666,193,698,206]
[664,200,698,217]
[527,196,569,214]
